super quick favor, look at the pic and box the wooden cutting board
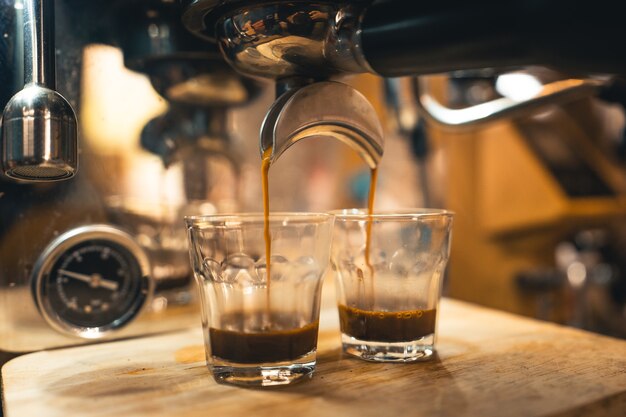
[2,299,626,417]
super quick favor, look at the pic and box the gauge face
[33,225,151,337]
[46,240,142,328]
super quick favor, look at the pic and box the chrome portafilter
[1,0,78,182]
[183,1,383,166]
[183,1,372,79]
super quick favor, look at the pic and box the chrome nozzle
[1,0,78,182]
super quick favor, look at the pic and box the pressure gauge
[32,225,152,338]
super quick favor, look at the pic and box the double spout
[260,81,384,169]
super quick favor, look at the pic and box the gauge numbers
[33,225,151,338]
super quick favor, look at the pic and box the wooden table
[2,299,626,417]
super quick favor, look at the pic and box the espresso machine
[0,0,261,359]
[3,0,626,362]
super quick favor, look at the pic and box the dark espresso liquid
[209,312,319,364]
[338,304,436,343]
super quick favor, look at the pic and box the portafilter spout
[1,0,77,182]
[260,81,383,169]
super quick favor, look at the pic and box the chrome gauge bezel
[32,224,152,339]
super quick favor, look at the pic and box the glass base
[341,333,435,363]
[210,355,316,387]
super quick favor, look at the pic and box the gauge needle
[58,269,119,291]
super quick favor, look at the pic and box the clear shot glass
[185,213,334,386]
[330,209,453,362]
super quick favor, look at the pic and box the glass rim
[185,212,334,227]
[329,208,454,220]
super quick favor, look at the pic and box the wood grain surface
[2,299,626,417]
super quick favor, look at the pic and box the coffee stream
[365,167,378,306]
[262,147,272,313]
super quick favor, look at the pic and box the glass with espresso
[331,209,453,362]
[185,213,334,386]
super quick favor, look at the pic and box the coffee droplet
[357,268,364,281]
